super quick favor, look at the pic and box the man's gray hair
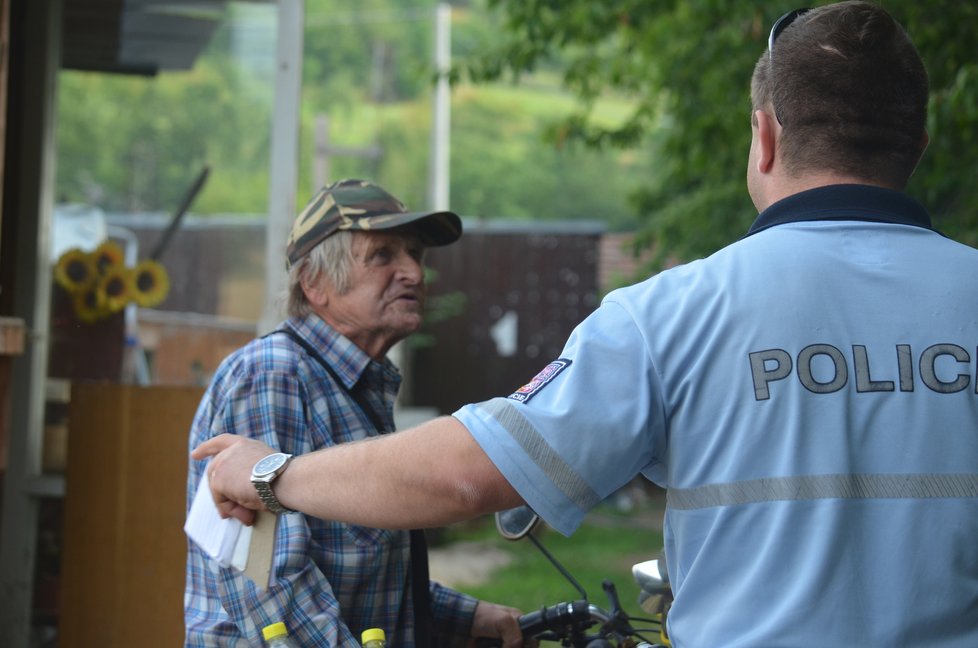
[286,231,355,318]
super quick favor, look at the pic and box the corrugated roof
[61,0,243,75]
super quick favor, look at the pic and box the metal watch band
[254,479,295,515]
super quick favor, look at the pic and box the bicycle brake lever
[602,579,623,616]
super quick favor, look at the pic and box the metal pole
[428,3,451,211]
[400,3,451,408]
[258,0,305,336]
[0,1,61,645]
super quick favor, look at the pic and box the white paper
[231,525,253,571]
[184,463,252,570]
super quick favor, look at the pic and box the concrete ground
[428,540,514,588]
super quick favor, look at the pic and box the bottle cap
[263,622,288,641]
[361,628,386,644]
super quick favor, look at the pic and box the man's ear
[754,109,778,174]
[301,275,329,308]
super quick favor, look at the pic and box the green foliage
[303,1,438,107]
[410,267,467,350]
[441,500,664,617]
[61,0,978,263]
[55,0,653,230]
[56,38,274,213]
[448,88,647,225]
[466,0,978,268]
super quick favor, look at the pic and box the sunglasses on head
[768,8,811,124]
[769,8,811,61]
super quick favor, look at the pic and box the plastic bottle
[361,627,387,648]
[262,622,299,647]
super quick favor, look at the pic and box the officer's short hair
[751,1,928,188]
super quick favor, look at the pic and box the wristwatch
[250,452,296,514]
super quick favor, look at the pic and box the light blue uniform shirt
[456,185,978,647]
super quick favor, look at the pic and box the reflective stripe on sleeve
[481,399,602,511]
[667,473,978,510]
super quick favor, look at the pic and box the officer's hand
[192,434,276,525]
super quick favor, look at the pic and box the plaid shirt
[185,314,477,647]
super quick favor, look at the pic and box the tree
[56,0,652,227]
[57,42,274,214]
[462,0,978,270]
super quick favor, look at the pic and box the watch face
[254,453,289,478]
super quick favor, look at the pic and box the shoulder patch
[508,358,572,403]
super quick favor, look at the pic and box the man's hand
[192,434,275,525]
[469,601,530,648]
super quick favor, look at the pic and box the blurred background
[1,1,976,646]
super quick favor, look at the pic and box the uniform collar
[746,184,935,237]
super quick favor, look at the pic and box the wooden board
[60,383,204,648]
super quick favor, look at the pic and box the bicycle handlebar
[519,599,593,636]
[474,600,597,647]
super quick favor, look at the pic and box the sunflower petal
[73,287,106,323]
[130,259,170,308]
[98,266,133,313]
[54,248,97,293]
[92,239,126,275]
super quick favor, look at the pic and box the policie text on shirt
[750,343,977,401]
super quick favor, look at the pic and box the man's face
[316,230,428,358]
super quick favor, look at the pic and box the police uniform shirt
[455,184,978,647]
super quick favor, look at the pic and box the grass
[438,492,666,619]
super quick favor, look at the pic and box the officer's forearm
[275,416,522,528]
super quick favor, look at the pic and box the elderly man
[196,3,978,646]
[184,179,523,647]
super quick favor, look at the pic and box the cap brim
[362,210,462,247]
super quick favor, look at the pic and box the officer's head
[749,1,928,190]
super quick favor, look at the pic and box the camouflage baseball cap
[286,178,463,266]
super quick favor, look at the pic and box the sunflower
[54,248,97,294]
[129,259,170,308]
[73,286,106,324]
[92,239,125,275]
[97,265,132,314]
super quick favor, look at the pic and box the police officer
[196,3,978,646]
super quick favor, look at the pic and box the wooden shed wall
[412,227,602,414]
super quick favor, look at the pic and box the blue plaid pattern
[185,314,477,647]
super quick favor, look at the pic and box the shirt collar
[746,184,935,237]
[285,313,400,390]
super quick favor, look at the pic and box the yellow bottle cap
[263,622,288,641]
[361,628,386,644]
